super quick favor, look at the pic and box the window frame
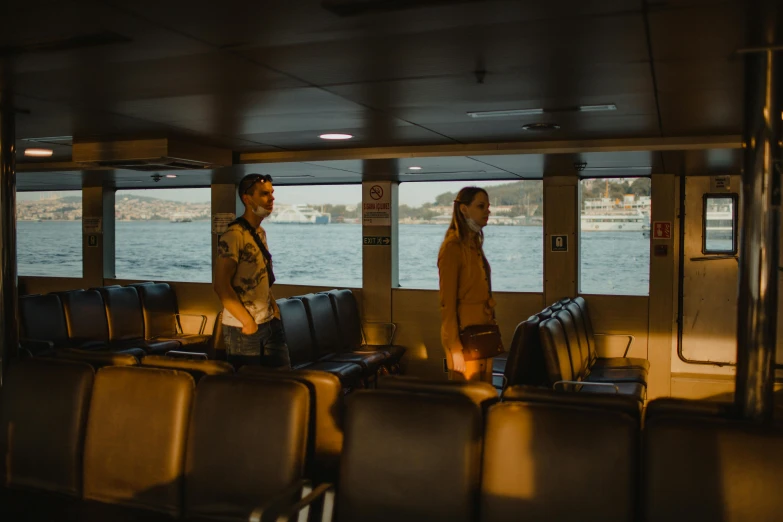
[701,193,738,255]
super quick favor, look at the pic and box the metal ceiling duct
[72,138,231,171]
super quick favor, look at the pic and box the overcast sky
[17,180,521,207]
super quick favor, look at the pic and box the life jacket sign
[551,235,568,252]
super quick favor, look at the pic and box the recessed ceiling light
[319,133,353,140]
[522,123,560,131]
[467,108,544,118]
[578,104,617,112]
[408,166,422,170]
[165,174,177,178]
[24,148,53,157]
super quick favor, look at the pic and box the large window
[398,180,544,291]
[579,178,651,295]
[115,189,211,282]
[266,185,362,287]
[17,191,83,278]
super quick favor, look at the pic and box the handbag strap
[231,217,276,286]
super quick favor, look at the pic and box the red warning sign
[653,221,672,239]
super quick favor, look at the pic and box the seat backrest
[54,348,139,369]
[95,286,145,341]
[337,390,482,522]
[0,359,94,496]
[539,317,574,385]
[644,405,783,522]
[379,375,498,409]
[82,366,195,516]
[141,355,234,382]
[554,309,588,378]
[565,300,593,365]
[327,289,363,350]
[299,293,342,356]
[572,296,597,362]
[481,400,638,522]
[19,293,70,350]
[503,384,641,421]
[59,289,110,345]
[277,298,318,366]
[136,283,179,338]
[503,316,549,387]
[239,366,344,482]
[185,375,310,520]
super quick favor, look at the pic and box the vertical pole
[735,0,782,422]
[0,100,18,379]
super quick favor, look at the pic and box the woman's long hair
[446,186,488,246]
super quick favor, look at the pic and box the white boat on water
[581,210,649,232]
[170,212,193,223]
[267,204,330,224]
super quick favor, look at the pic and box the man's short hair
[238,173,273,198]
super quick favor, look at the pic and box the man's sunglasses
[239,174,273,195]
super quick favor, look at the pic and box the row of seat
[276,290,406,389]
[19,283,214,358]
[0,359,313,521]
[283,381,783,522]
[8,358,775,521]
[501,296,649,401]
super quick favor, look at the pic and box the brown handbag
[459,324,504,361]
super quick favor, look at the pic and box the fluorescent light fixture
[467,108,544,118]
[579,104,617,112]
[319,133,353,140]
[165,174,177,178]
[24,148,54,157]
[408,166,422,170]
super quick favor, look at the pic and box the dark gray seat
[140,355,234,382]
[19,294,74,354]
[135,283,212,354]
[277,297,363,388]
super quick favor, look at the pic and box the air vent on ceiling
[322,0,480,17]
[72,138,231,171]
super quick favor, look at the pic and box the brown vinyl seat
[135,283,212,354]
[239,366,345,483]
[378,375,498,410]
[53,348,140,369]
[644,399,783,522]
[503,384,642,422]
[481,399,638,522]
[184,375,310,521]
[140,355,234,382]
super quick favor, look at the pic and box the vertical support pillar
[735,0,782,422]
[362,159,398,343]
[0,103,17,377]
[543,172,578,304]
[82,186,115,287]
[211,183,238,275]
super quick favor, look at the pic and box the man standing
[214,173,290,369]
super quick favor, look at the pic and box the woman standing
[438,186,501,382]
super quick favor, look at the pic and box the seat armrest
[554,380,620,394]
[248,479,313,522]
[593,333,635,357]
[175,313,208,335]
[272,482,335,522]
[20,338,55,355]
[362,321,397,345]
[166,350,208,360]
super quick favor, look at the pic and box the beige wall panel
[392,289,544,380]
[580,294,649,360]
[647,174,676,399]
[544,181,577,303]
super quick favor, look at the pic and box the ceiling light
[165,174,177,178]
[319,133,353,140]
[24,148,54,157]
[408,166,422,170]
[467,108,544,118]
[578,104,617,112]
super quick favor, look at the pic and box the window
[398,180,544,291]
[115,189,211,282]
[17,191,83,278]
[266,185,362,287]
[703,194,737,254]
[579,178,651,295]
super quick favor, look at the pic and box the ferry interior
[1,0,782,520]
